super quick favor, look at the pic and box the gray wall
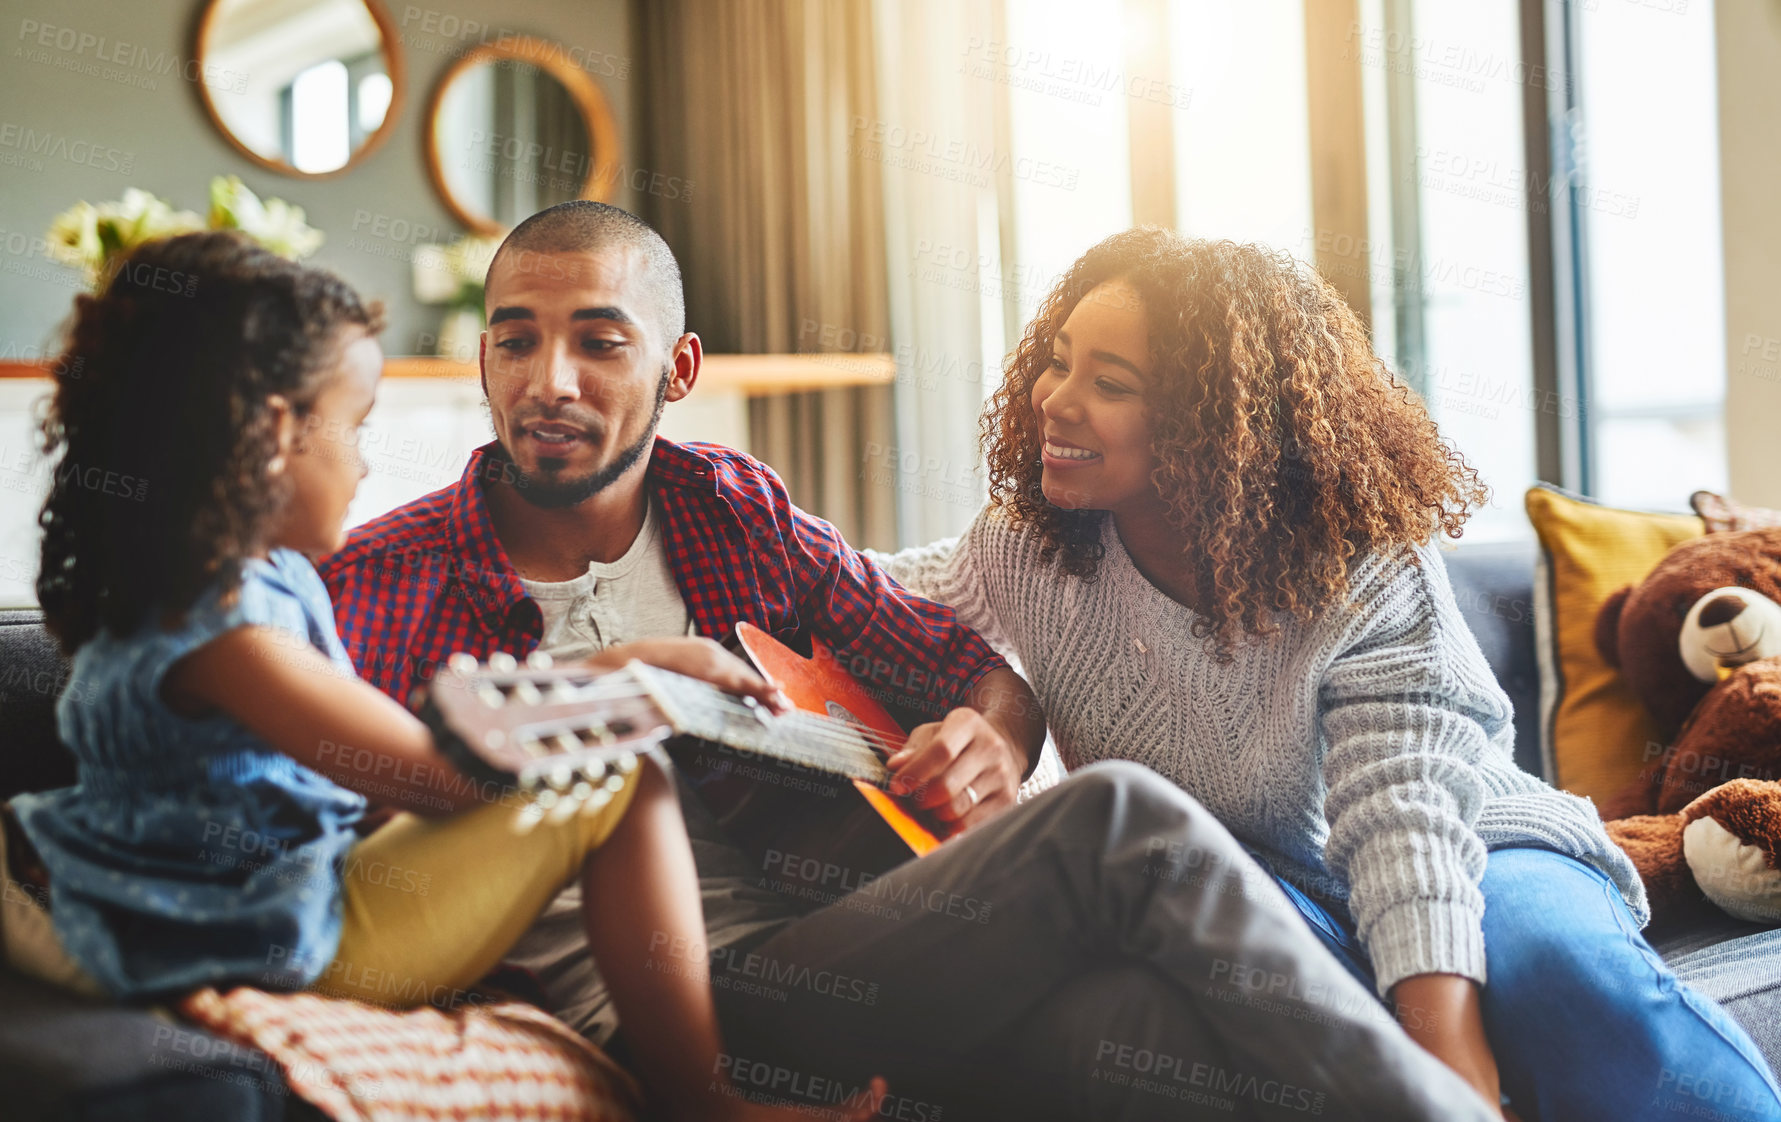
[0,0,638,361]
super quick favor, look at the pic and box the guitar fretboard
[453,661,902,788]
[627,663,896,786]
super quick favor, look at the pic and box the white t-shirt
[515,498,694,657]
[502,496,799,1041]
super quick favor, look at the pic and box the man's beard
[499,366,670,510]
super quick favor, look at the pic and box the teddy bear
[1594,527,1781,927]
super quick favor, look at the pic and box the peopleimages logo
[1094,1040,1326,1114]
[15,19,248,93]
[0,123,133,174]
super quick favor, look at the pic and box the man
[322,201,1496,1122]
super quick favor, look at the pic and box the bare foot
[718,1076,887,1122]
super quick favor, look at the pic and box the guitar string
[523,678,909,758]
[478,676,908,770]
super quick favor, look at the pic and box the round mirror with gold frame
[194,0,405,178]
[425,36,622,237]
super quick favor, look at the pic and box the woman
[873,227,1781,1121]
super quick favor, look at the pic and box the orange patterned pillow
[176,986,641,1122]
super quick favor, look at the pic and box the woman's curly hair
[983,226,1486,657]
[37,230,383,654]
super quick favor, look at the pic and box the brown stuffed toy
[1595,528,1781,926]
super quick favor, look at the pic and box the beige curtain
[633,0,897,550]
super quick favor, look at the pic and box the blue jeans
[1264,845,1781,1122]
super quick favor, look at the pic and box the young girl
[2,231,878,1122]
[872,227,1781,1122]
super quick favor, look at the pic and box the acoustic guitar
[416,623,942,895]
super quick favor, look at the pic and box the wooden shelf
[0,354,895,396]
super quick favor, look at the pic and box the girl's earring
[267,453,287,476]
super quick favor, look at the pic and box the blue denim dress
[11,549,366,1000]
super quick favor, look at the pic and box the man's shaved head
[489,200,685,347]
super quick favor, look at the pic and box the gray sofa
[1443,541,1781,1072]
[3,543,1781,1119]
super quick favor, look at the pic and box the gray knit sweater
[870,506,1647,997]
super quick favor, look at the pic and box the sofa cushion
[0,969,302,1122]
[1652,913,1781,1076]
[179,986,641,1122]
[1441,541,1544,781]
[1525,485,1703,802]
[0,610,74,805]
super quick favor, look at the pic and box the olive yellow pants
[310,772,640,1007]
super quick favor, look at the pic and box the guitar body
[669,624,941,901]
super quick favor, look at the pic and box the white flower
[209,175,323,259]
[96,188,203,247]
[44,177,325,292]
[45,201,102,273]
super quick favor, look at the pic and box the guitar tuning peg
[476,685,506,709]
[512,681,543,706]
[553,732,584,756]
[603,773,627,795]
[580,758,607,782]
[615,752,638,775]
[489,652,518,673]
[583,723,614,746]
[517,771,542,793]
[533,788,561,812]
[448,652,478,675]
[527,650,554,670]
[548,764,574,792]
[547,680,579,702]
[569,780,595,803]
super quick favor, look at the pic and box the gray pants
[710,761,1496,1121]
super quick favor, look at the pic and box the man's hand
[585,637,792,714]
[1390,973,1509,1120]
[883,667,1044,834]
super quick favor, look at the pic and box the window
[1001,0,1134,332]
[287,59,350,174]
[1356,0,1541,540]
[1169,0,1314,254]
[1570,0,1724,509]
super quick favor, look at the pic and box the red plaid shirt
[319,438,1005,719]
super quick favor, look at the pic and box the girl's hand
[586,637,793,715]
[1390,973,1508,1120]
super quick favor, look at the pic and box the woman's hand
[1390,973,1509,1120]
[586,637,793,715]
[884,668,1042,834]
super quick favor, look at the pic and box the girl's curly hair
[37,230,383,654]
[983,227,1486,657]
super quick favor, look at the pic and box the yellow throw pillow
[1525,485,1703,803]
